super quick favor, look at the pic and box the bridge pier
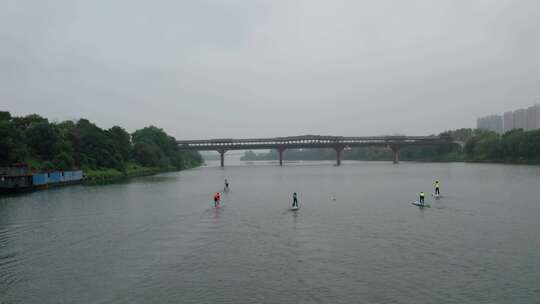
[334,146,344,166]
[218,150,227,167]
[390,145,400,164]
[278,148,286,166]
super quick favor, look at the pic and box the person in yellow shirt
[419,192,425,206]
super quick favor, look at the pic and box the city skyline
[477,103,540,133]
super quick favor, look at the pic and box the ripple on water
[0,226,24,289]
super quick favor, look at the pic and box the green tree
[0,111,11,121]
[11,114,48,131]
[108,126,131,162]
[69,119,119,168]
[0,120,25,163]
[25,121,61,161]
[41,161,55,170]
[133,142,162,167]
[474,133,501,159]
[132,126,178,156]
[1,112,201,173]
[53,152,75,170]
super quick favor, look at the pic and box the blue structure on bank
[32,173,48,186]
[1,165,83,194]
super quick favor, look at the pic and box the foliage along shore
[0,111,203,183]
[83,162,202,184]
[241,128,540,165]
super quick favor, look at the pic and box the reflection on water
[1,161,540,303]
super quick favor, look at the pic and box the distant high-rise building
[478,103,540,133]
[513,108,527,130]
[535,103,540,130]
[503,111,514,133]
[477,115,503,133]
[527,103,540,130]
[526,106,538,130]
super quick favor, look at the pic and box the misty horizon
[2,0,540,139]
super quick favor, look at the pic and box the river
[1,160,539,303]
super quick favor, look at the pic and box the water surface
[1,161,539,303]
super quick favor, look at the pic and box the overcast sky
[2,0,540,139]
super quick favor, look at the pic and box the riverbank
[83,162,202,184]
[1,112,204,189]
[0,162,203,196]
[464,158,540,165]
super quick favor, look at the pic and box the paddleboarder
[292,192,298,208]
[434,181,440,196]
[213,192,221,207]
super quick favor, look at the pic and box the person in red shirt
[213,192,221,207]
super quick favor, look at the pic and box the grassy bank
[83,162,201,184]
[464,158,540,165]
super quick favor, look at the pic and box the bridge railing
[178,135,455,166]
[177,135,449,148]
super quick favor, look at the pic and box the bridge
[177,135,454,167]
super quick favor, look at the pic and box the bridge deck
[177,135,452,151]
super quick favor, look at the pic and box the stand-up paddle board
[411,201,430,208]
[212,200,224,208]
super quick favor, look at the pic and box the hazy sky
[2,0,540,139]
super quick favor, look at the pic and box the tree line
[0,111,202,172]
[241,128,540,163]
